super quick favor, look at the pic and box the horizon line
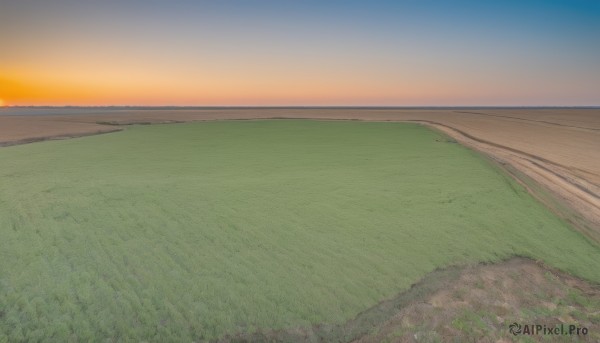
[3,105,600,109]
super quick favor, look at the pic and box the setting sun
[0,99,5,107]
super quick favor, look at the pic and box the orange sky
[0,61,484,106]
[1,1,599,106]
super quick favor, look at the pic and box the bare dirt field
[1,107,598,242]
[0,115,121,147]
[352,257,600,343]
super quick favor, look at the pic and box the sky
[1,0,599,106]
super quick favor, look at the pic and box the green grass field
[1,120,598,341]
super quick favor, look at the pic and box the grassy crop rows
[0,120,598,341]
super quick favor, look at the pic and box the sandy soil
[215,257,600,342]
[0,115,121,147]
[1,108,598,242]
[353,257,600,343]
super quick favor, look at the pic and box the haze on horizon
[1,0,599,107]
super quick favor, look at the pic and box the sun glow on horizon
[1,1,598,106]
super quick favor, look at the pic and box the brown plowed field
[1,108,599,240]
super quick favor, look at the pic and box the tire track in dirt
[404,119,600,243]
[0,128,123,147]
[407,119,600,182]
[454,111,600,132]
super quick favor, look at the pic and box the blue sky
[1,0,599,105]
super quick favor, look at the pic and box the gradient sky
[1,0,599,106]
